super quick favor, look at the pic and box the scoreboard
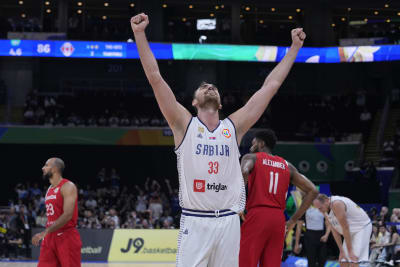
[0,39,172,59]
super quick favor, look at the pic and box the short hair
[52,158,65,174]
[254,129,277,150]
[316,193,329,202]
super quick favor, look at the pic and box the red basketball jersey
[246,152,291,210]
[45,178,78,232]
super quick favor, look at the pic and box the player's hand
[239,212,246,221]
[338,250,347,262]
[294,244,301,254]
[291,28,306,49]
[320,234,328,243]
[285,218,296,234]
[130,13,149,33]
[32,231,46,246]
[348,251,359,263]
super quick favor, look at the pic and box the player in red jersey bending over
[239,130,318,267]
[32,158,81,267]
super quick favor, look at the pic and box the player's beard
[43,171,53,181]
[198,94,220,110]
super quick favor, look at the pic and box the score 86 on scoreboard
[37,43,51,55]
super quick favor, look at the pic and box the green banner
[274,142,359,181]
[0,127,174,145]
[172,44,278,62]
[0,127,359,180]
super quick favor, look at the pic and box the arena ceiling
[1,0,399,34]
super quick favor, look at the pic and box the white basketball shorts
[342,223,372,263]
[176,209,240,267]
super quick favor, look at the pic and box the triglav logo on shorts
[193,180,205,192]
[60,42,75,57]
[222,129,231,138]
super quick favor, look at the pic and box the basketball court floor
[0,262,175,267]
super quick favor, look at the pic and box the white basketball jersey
[327,196,371,235]
[175,117,246,213]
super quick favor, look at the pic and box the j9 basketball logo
[46,204,55,216]
[121,238,145,253]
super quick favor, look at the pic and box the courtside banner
[31,228,113,261]
[108,229,179,262]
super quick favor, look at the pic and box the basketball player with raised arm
[313,194,372,267]
[130,13,305,267]
[239,129,318,267]
[32,158,81,267]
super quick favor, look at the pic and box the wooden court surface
[0,262,175,267]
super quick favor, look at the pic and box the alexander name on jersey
[262,158,286,170]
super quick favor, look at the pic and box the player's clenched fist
[291,28,306,49]
[130,13,149,33]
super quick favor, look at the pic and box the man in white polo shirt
[313,194,372,267]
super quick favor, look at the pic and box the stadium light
[45,1,50,5]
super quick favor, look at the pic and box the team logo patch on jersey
[198,127,204,133]
[222,129,231,138]
[54,188,59,194]
[193,180,205,192]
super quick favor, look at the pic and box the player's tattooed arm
[240,153,257,184]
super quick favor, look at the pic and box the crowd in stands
[23,89,168,127]
[381,121,400,168]
[367,206,400,266]
[22,88,379,142]
[268,89,378,142]
[1,171,400,261]
[0,169,180,259]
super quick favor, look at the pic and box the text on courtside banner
[108,229,179,262]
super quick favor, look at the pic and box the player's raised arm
[229,29,306,144]
[286,163,318,230]
[240,153,257,184]
[130,13,191,144]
